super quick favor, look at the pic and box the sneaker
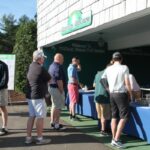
[54,124,66,130]
[71,116,79,121]
[50,122,55,128]
[69,114,72,120]
[36,138,51,145]
[25,137,33,144]
[100,130,109,136]
[0,128,8,136]
[111,139,125,149]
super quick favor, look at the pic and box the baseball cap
[33,50,47,60]
[112,52,122,59]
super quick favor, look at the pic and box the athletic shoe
[54,124,66,130]
[111,139,125,149]
[36,138,51,145]
[25,137,33,144]
[0,128,8,136]
[71,116,79,121]
[50,122,55,128]
[100,130,109,136]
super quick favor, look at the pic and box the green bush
[13,20,37,93]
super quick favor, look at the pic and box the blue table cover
[123,103,150,143]
[65,90,97,119]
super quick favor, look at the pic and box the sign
[0,54,16,90]
[62,10,92,35]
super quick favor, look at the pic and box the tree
[13,19,37,92]
[0,14,17,53]
[18,15,30,25]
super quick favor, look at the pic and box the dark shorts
[110,93,130,119]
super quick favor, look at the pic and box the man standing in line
[48,53,66,130]
[67,57,81,121]
[93,70,111,136]
[101,52,132,148]
[25,50,51,145]
[0,60,9,136]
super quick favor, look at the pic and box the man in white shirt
[101,52,132,148]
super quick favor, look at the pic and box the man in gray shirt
[101,52,132,148]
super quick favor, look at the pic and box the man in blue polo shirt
[67,57,81,120]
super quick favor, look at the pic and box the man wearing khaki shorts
[93,70,111,136]
[48,53,66,130]
[0,60,9,136]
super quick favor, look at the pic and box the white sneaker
[25,137,33,144]
[111,139,125,149]
[36,138,51,145]
[54,124,66,130]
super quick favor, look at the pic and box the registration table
[65,90,97,119]
[123,103,150,144]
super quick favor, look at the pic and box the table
[65,90,97,119]
[123,103,150,143]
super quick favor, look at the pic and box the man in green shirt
[93,70,111,136]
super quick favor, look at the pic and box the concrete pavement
[0,105,111,150]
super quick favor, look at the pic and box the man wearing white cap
[25,50,51,145]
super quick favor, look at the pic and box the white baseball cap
[33,50,47,61]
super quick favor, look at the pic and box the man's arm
[57,80,64,94]
[125,75,132,100]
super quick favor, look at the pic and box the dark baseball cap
[112,52,122,59]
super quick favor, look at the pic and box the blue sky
[0,0,36,21]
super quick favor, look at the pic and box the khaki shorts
[49,87,65,109]
[0,89,8,106]
[96,103,111,120]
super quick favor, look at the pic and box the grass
[60,107,150,150]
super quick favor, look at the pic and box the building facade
[37,0,150,87]
[37,0,150,50]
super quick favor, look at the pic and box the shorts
[49,87,65,109]
[0,89,8,106]
[68,84,79,104]
[110,93,130,119]
[95,103,111,120]
[27,99,46,118]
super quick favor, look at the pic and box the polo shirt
[102,63,129,93]
[67,64,79,84]
[48,62,66,87]
[26,62,51,99]
[93,70,109,104]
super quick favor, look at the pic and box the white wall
[37,0,150,49]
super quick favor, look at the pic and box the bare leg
[101,117,106,131]
[69,102,73,115]
[0,106,8,128]
[111,118,117,139]
[114,118,127,141]
[36,118,44,137]
[69,102,76,116]
[54,109,60,124]
[51,107,54,123]
[51,107,61,125]
[27,117,35,137]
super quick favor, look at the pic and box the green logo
[62,10,92,35]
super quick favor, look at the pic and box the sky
[0,0,36,21]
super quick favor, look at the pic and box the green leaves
[13,19,37,93]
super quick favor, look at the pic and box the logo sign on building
[62,10,92,35]
[0,54,16,90]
